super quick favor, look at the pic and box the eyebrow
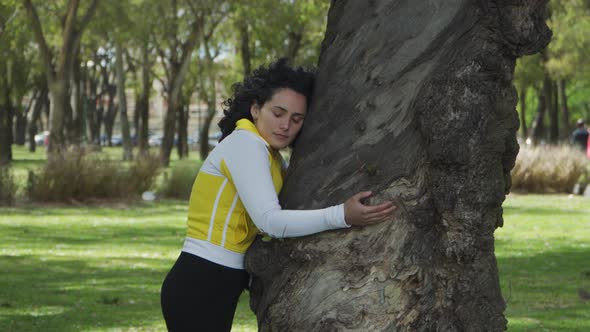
[272,105,305,117]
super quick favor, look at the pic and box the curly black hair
[218,58,316,142]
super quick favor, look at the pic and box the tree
[154,0,205,166]
[115,40,132,161]
[1,1,37,164]
[23,0,99,155]
[245,1,551,330]
[230,0,328,76]
[514,53,543,141]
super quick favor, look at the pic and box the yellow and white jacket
[182,119,348,269]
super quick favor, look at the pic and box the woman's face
[250,88,307,150]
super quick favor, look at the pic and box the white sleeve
[223,133,350,238]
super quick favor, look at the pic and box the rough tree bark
[246,1,551,331]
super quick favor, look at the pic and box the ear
[250,103,260,121]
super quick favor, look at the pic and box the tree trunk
[47,77,68,153]
[116,41,133,161]
[238,20,251,76]
[85,67,99,146]
[158,6,203,166]
[546,76,558,143]
[558,79,569,134]
[70,50,83,147]
[519,85,527,141]
[28,86,48,152]
[13,105,27,145]
[530,92,546,145]
[0,65,13,165]
[103,87,117,147]
[137,42,151,155]
[176,101,189,159]
[23,0,99,156]
[198,44,218,160]
[199,95,217,160]
[285,30,303,63]
[245,1,551,331]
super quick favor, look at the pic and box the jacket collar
[236,119,270,148]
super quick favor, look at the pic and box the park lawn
[497,194,590,331]
[0,194,588,331]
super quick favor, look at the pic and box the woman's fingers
[344,191,399,226]
[363,206,397,223]
[365,205,397,219]
[352,191,372,203]
[362,201,395,214]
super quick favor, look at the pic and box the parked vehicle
[148,134,163,147]
[34,131,49,146]
[208,132,222,148]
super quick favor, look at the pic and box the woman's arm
[223,132,395,238]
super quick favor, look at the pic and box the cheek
[292,122,304,134]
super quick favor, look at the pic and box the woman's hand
[344,191,396,226]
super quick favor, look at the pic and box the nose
[279,118,290,131]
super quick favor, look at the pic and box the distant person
[571,119,589,153]
[159,59,397,332]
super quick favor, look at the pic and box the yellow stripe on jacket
[186,119,284,254]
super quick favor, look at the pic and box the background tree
[0,1,39,164]
[127,0,158,156]
[153,0,207,166]
[246,1,551,330]
[23,0,99,155]
[516,0,590,144]
[230,0,328,77]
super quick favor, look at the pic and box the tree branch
[0,7,19,38]
[58,0,80,73]
[77,0,99,33]
[22,0,55,82]
[170,18,202,101]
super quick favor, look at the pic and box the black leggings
[160,252,249,332]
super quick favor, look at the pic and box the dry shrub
[126,153,162,195]
[28,151,160,202]
[0,166,16,205]
[159,160,201,200]
[511,145,590,193]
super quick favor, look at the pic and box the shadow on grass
[0,200,188,217]
[0,254,172,331]
[497,245,590,331]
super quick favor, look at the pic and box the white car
[34,131,49,146]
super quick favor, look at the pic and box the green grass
[0,194,588,331]
[498,194,590,331]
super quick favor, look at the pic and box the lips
[274,133,289,140]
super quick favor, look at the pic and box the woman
[160,59,396,331]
